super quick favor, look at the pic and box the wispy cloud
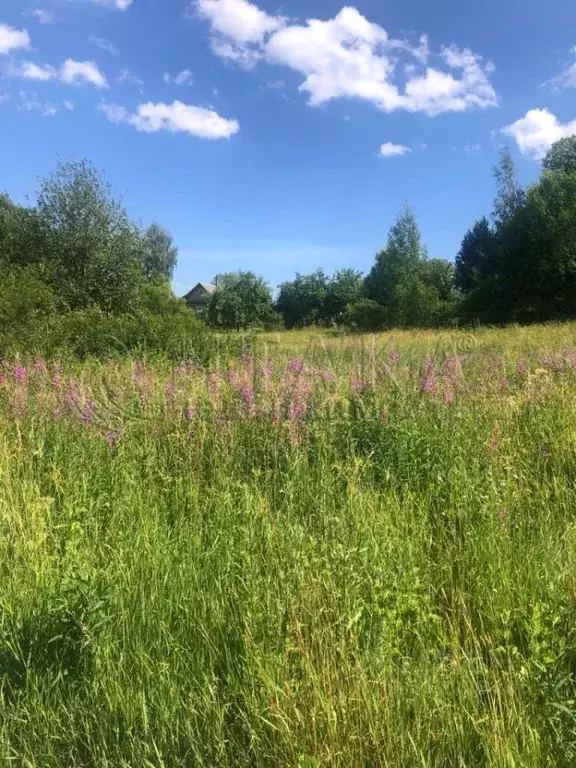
[31,9,54,24]
[9,58,108,88]
[89,36,118,55]
[164,69,194,86]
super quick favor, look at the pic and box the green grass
[2,324,576,765]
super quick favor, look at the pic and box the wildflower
[288,402,307,421]
[421,374,437,395]
[443,386,455,404]
[81,400,95,425]
[240,386,255,411]
[34,357,47,375]
[185,403,196,421]
[320,370,334,384]
[389,349,400,365]
[350,378,364,393]
[288,359,304,374]
[517,360,528,376]
[14,365,27,384]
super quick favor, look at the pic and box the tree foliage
[455,217,498,294]
[141,223,178,280]
[542,136,576,175]
[208,271,277,330]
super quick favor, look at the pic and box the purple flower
[81,400,95,425]
[288,359,304,374]
[421,376,437,395]
[34,357,47,375]
[389,349,400,365]
[240,386,255,410]
[517,361,528,376]
[14,365,27,384]
[320,371,334,383]
[350,378,364,393]
[185,404,196,421]
[288,402,307,421]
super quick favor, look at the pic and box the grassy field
[2,324,576,766]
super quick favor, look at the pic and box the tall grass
[1,325,576,766]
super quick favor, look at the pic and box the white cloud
[31,9,54,24]
[9,58,108,88]
[502,108,576,160]
[378,141,411,158]
[195,0,284,68]
[0,23,30,55]
[60,59,108,88]
[547,48,576,91]
[90,36,118,54]
[463,142,481,154]
[90,0,133,9]
[404,45,497,116]
[100,99,240,139]
[63,99,74,110]
[117,68,144,87]
[194,2,497,116]
[17,89,58,116]
[13,61,58,81]
[164,69,194,86]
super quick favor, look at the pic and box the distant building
[183,282,216,310]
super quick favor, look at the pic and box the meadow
[2,324,576,766]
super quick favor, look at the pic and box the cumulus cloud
[502,108,576,160]
[9,58,108,88]
[31,9,54,24]
[13,61,58,81]
[195,0,283,67]
[0,23,31,55]
[60,59,108,87]
[194,1,497,116]
[378,141,411,158]
[99,99,240,139]
[164,69,194,86]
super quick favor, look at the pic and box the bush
[345,299,388,331]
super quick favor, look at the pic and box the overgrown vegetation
[0,159,212,360]
[2,325,576,764]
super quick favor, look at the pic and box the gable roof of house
[183,282,217,301]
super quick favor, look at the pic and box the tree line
[2,137,576,352]
[205,136,576,331]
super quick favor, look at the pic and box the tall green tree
[275,269,329,328]
[492,147,525,228]
[498,169,576,322]
[542,136,576,175]
[323,269,363,325]
[36,159,143,313]
[455,217,498,293]
[208,271,276,330]
[141,223,178,280]
[364,206,425,326]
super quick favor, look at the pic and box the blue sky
[1,0,576,295]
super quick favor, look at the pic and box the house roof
[183,282,217,300]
